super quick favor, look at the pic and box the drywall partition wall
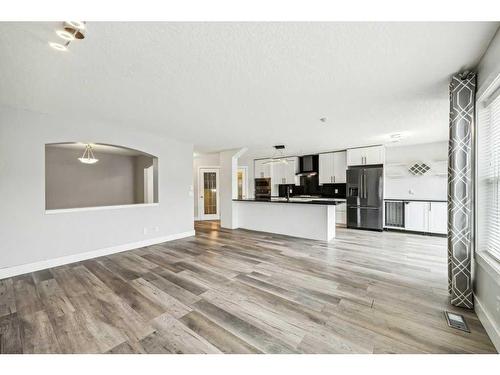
[385,141,448,200]
[219,148,247,229]
[134,154,158,204]
[193,152,220,219]
[238,154,255,199]
[0,106,194,274]
[475,27,500,351]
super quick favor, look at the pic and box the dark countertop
[384,198,447,203]
[233,198,340,205]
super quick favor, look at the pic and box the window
[477,88,500,261]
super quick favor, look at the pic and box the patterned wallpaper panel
[448,72,475,309]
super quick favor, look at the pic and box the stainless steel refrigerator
[346,165,384,231]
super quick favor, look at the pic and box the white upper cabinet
[285,157,299,185]
[318,153,334,184]
[254,159,272,178]
[275,157,298,185]
[346,146,385,166]
[428,202,447,234]
[333,151,347,183]
[255,157,298,185]
[319,151,346,184]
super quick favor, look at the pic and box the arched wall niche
[45,142,159,210]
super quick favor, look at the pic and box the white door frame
[198,167,220,220]
[237,166,248,199]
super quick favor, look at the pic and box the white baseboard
[0,230,195,280]
[475,296,500,352]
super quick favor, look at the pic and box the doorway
[237,166,248,199]
[198,168,220,220]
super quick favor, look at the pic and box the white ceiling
[0,22,498,158]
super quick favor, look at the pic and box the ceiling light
[49,42,68,51]
[320,117,327,123]
[56,29,75,41]
[78,144,99,164]
[50,22,86,52]
[388,133,403,143]
[264,145,290,164]
[65,21,85,30]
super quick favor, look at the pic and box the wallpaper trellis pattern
[448,72,475,309]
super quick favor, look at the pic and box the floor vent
[444,311,470,332]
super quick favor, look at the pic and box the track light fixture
[49,21,86,51]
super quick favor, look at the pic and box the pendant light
[78,144,99,164]
[263,145,292,165]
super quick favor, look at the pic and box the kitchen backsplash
[278,177,346,198]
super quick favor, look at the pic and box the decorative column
[448,72,476,309]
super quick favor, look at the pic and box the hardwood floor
[0,221,496,353]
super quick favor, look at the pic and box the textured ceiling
[0,22,498,156]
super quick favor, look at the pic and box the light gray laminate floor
[0,221,496,353]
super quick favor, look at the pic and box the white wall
[385,141,448,201]
[238,154,254,199]
[475,27,500,352]
[193,152,220,219]
[0,106,194,272]
[477,27,500,98]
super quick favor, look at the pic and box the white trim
[237,166,249,199]
[197,165,220,169]
[476,252,500,284]
[45,203,159,215]
[0,230,195,280]
[477,70,500,103]
[475,295,500,352]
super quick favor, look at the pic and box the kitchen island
[233,198,339,241]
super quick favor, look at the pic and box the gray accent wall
[45,147,140,209]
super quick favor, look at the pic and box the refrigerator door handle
[364,173,367,199]
[359,172,363,200]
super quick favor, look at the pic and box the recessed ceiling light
[56,29,75,41]
[320,117,327,123]
[65,21,85,30]
[49,42,68,51]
